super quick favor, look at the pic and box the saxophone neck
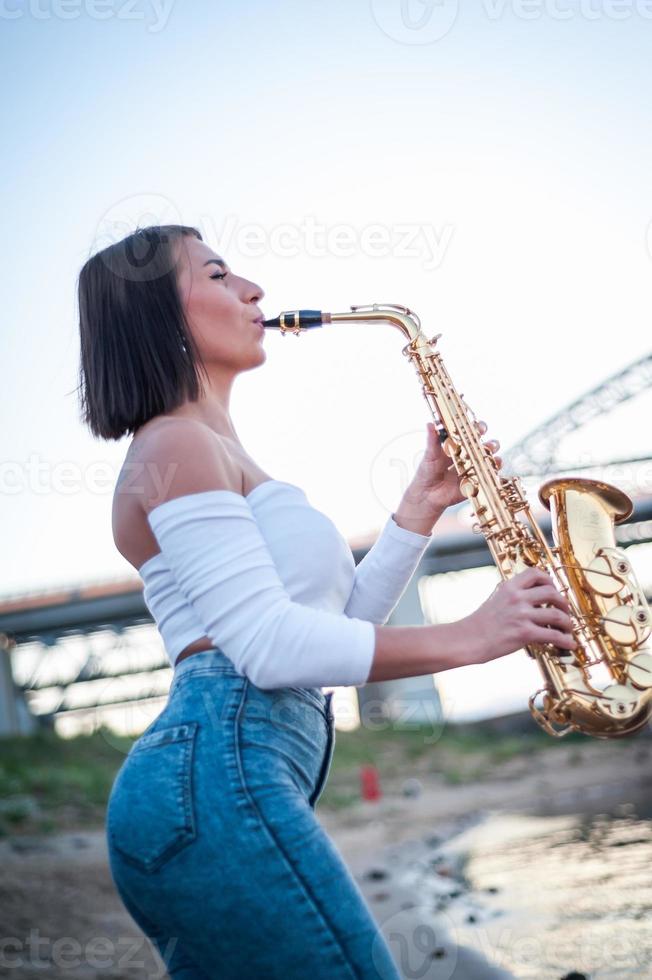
[334,304,423,342]
[263,304,425,343]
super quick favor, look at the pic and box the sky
[3,0,652,723]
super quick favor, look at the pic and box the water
[405,804,652,979]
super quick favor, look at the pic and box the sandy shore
[0,738,648,979]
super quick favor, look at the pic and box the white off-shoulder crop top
[139,479,431,689]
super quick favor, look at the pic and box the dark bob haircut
[77,224,208,441]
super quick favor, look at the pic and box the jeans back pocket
[107,721,199,875]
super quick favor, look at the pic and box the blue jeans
[106,648,400,979]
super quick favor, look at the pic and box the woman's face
[174,235,266,371]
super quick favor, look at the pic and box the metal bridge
[503,351,652,477]
[2,350,651,735]
[2,497,651,735]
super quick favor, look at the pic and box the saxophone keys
[459,477,478,499]
[628,652,652,690]
[442,437,457,458]
[585,553,626,597]
[596,683,641,720]
[601,605,651,647]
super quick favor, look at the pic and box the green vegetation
[0,727,134,838]
[326,723,553,777]
[0,721,585,836]
[317,722,559,805]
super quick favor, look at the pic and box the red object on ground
[360,765,382,801]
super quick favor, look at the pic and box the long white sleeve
[147,490,376,690]
[343,514,431,625]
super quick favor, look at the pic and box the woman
[77,224,576,979]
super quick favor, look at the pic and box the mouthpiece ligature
[262,310,325,334]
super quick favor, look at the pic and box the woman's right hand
[459,567,577,666]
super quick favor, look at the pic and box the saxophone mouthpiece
[262,310,328,333]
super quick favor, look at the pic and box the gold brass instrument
[263,304,652,738]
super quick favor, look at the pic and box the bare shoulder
[123,418,243,515]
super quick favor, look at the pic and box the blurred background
[2,0,651,739]
[2,4,652,978]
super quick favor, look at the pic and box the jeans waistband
[170,647,329,708]
[172,646,236,683]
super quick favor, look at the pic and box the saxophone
[263,304,652,739]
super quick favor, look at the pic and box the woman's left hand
[393,420,502,535]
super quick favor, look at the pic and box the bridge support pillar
[0,636,37,736]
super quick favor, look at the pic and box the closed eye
[204,257,229,280]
